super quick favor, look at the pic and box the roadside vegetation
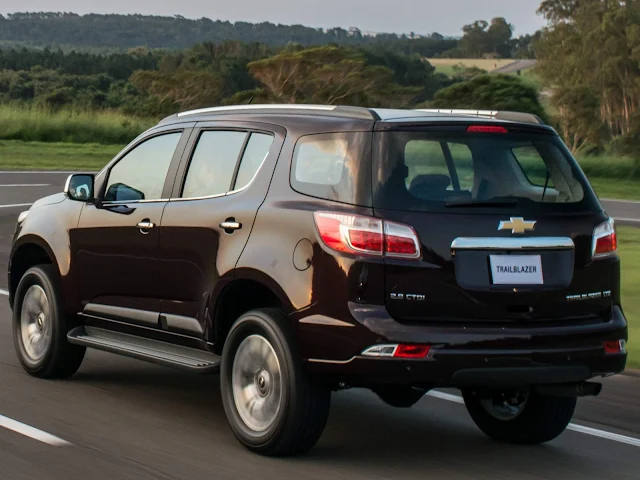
[0,105,152,144]
[617,227,640,368]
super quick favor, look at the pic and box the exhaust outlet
[536,381,602,398]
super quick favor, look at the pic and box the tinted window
[104,132,181,202]
[512,146,553,187]
[182,131,247,198]
[234,133,273,190]
[374,130,592,213]
[291,132,372,206]
[404,140,475,196]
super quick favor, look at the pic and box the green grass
[0,140,122,170]
[618,227,640,367]
[0,105,152,145]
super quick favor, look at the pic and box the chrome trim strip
[299,315,355,327]
[101,198,170,205]
[451,237,574,250]
[178,104,337,117]
[306,357,355,365]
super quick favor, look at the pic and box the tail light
[362,344,431,358]
[314,212,420,259]
[592,218,617,259]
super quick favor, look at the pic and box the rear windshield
[373,129,598,213]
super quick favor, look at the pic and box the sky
[0,0,547,36]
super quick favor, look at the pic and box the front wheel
[13,265,86,379]
[462,388,576,445]
[221,309,331,456]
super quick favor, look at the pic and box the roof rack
[415,109,545,125]
[167,104,378,121]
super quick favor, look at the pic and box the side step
[67,326,221,374]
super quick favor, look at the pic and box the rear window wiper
[445,200,518,208]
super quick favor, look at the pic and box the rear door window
[182,131,247,198]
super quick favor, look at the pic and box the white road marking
[0,184,51,187]
[426,390,640,448]
[0,414,70,446]
[0,289,8,296]
[611,217,640,224]
[603,198,640,205]
[0,203,32,209]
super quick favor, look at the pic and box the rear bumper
[303,304,628,388]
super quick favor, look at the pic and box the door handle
[137,219,155,234]
[220,219,242,232]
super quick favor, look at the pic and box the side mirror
[64,174,95,202]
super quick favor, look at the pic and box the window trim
[171,126,276,202]
[98,127,191,205]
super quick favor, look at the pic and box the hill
[0,12,458,53]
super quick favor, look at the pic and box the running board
[67,326,220,373]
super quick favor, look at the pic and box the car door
[71,126,192,327]
[158,122,285,337]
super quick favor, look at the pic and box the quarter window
[182,131,247,198]
[290,132,372,206]
[234,133,273,191]
[104,132,181,202]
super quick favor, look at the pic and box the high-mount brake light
[361,344,431,358]
[467,125,508,133]
[314,212,421,259]
[592,218,617,259]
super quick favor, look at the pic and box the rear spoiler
[415,109,545,126]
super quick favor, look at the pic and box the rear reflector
[361,344,431,358]
[314,211,420,259]
[592,218,617,259]
[604,339,626,355]
[467,125,508,133]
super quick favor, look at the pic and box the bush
[430,74,547,121]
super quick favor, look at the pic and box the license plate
[490,255,543,285]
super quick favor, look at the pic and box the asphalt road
[1,171,640,479]
[493,59,538,74]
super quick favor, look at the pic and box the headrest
[409,174,451,192]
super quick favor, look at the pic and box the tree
[535,0,640,145]
[430,74,547,119]
[246,46,419,106]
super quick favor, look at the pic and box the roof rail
[170,104,377,120]
[416,109,545,125]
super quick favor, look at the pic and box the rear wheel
[462,388,576,445]
[221,309,331,456]
[13,265,86,379]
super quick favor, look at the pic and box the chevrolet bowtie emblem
[498,217,537,234]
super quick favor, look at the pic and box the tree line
[0,12,534,58]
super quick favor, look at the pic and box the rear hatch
[372,122,618,324]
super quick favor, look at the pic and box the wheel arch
[211,268,295,355]
[9,235,60,309]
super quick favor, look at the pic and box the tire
[221,308,331,456]
[12,265,86,379]
[462,388,576,445]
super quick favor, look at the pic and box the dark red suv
[9,105,627,455]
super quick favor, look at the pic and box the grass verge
[0,140,122,170]
[618,227,640,367]
[0,105,152,145]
